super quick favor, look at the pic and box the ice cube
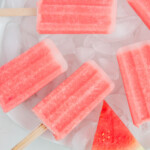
[134,24,150,41]
[93,41,117,56]
[83,35,95,48]
[108,16,141,43]
[73,35,87,47]
[71,121,96,150]
[140,122,150,135]
[139,124,150,149]
[56,37,76,56]
[65,54,80,77]
[117,0,137,18]
[48,35,68,46]
[106,94,132,126]
[76,47,95,63]
[98,58,119,80]
[21,32,38,52]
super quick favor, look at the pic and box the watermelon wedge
[37,0,117,34]
[128,0,150,29]
[92,101,144,150]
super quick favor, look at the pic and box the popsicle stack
[37,0,117,34]
[117,41,150,126]
[128,0,150,29]
[0,39,68,112]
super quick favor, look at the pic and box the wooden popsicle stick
[12,124,47,150]
[0,8,37,16]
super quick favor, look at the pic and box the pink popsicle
[128,0,150,29]
[37,0,117,34]
[33,60,114,140]
[117,41,150,126]
[0,39,68,112]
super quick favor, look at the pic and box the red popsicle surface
[37,0,117,34]
[117,41,150,126]
[128,0,150,29]
[0,39,68,112]
[33,60,114,140]
[92,101,144,150]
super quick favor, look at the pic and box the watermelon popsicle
[117,41,150,126]
[92,101,144,150]
[128,0,150,29]
[0,39,68,112]
[0,0,117,34]
[12,60,114,150]
[33,60,114,140]
[37,0,117,34]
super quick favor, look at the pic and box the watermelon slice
[92,101,144,150]
[128,0,150,29]
[37,0,117,34]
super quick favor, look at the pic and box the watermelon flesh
[37,0,117,34]
[0,39,68,112]
[92,101,145,150]
[128,0,150,29]
[33,61,114,140]
[117,41,150,126]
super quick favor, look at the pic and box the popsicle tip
[117,40,150,56]
[43,39,68,73]
[87,60,115,92]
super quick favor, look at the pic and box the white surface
[0,0,150,150]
